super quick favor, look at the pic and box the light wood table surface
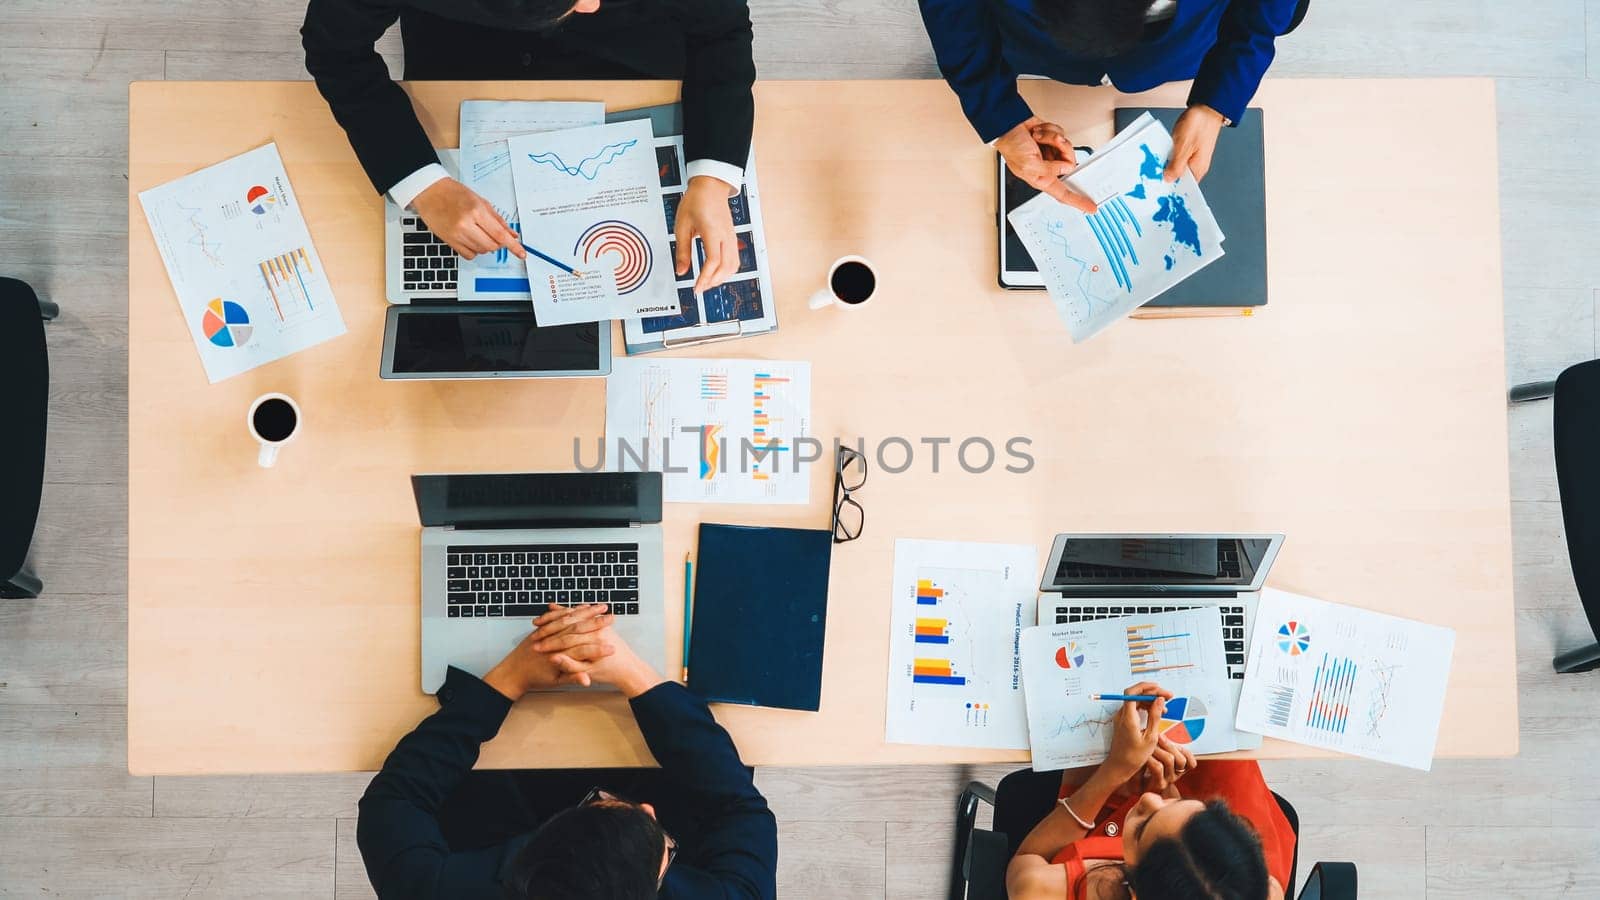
[128,78,1514,775]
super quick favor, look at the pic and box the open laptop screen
[1041,534,1281,593]
[389,308,604,375]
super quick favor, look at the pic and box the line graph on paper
[1364,661,1400,739]
[526,139,638,181]
[639,366,671,470]
[177,200,224,267]
[1045,219,1120,321]
[1048,713,1115,740]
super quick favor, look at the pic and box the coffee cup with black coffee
[808,256,878,310]
[248,393,301,468]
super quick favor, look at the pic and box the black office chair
[0,278,54,599]
[1509,359,1600,673]
[950,767,1357,900]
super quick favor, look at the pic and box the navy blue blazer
[357,667,777,899]
[917,0,1300,141]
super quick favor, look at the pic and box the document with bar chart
[604,357,811,504]
[1236,588,1454,770]
[1019,608,1239,769]
[138,142,345,383]
[884,540,1037,749]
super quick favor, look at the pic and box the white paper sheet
[1235,588,1455,771]
[507,120,679,325]
[138,142,345,383]
[1008,113,1226,343]
[604,357,812,504]
[884,540,1038,750]
[458,100,605,301]
[1021,608,1242,769]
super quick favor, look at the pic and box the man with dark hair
[917,0,1306,211]
[356,603,777,899]
[302,0,755,293]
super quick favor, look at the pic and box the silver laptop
[414,472,667,694]
[379,149,612,381]
[1036,533,1284,748]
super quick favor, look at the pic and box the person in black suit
[357,603,778,899]
[302,0,755,294]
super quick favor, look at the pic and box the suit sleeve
[356,667,513,900]
[679,0,757,171]
[302,0,441,194]
[1186,0,1300,124]
[632,682,777,900]
[917,0,1033,142]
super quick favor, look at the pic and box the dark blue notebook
[687,524,832,711]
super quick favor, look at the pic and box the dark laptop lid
[412,472,662,529]
[1040,533,1283,598]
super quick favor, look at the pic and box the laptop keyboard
[445,543,640,619]
[401,217,458,295]
[1055,603,1250,678]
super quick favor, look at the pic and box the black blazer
[302,0,756,195]
[355,667,778,899]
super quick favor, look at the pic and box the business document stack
[1008,113,1226,342]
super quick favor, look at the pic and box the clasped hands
[483,603,662,701]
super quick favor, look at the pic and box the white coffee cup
[808,255,878,310]
[247,392,301,468]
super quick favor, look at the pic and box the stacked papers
[1008,113,1226,342]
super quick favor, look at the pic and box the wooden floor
[2,1,1598,896]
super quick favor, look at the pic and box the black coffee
[253,398,298,443]
[830,261,876,304]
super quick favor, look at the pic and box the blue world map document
[1008,113,1225,342]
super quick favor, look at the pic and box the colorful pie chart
[246,184,275,215]
[1276,620,1312,656]
[1055,642,1087,669]
[201,298,252,348]
[1156,696,1207,744]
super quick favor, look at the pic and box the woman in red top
[1007,682,1296,900]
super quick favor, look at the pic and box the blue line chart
[525,139,639,181]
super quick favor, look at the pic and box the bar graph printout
[1020,607,1240,769]
[885,540,1038,749]
[138,142,346,382]
[1236,588,1455,770]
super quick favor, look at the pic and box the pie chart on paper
[1276,620,1312,656]
[1156,695,1207,744]
[201,298,253,348]
[1055,642,1087,669]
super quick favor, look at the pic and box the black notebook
[686,524,832,711]
[1115,106,1268,308]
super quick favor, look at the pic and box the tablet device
[997,148,1090,290]
[379,303,611,380]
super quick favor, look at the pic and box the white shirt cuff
[387,163,451,211]
[685,159,745,196]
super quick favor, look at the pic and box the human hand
[995,116,1097,213]
[674,175,739,295]
[530,605,666,698]
[482,603,616,700]
[1165,104,1225,182]
[410,178,527,262]
[1134,735,1198,795]
[1100,681,1173,781]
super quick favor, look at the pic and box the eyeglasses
[579,787,678,884]
[833,445,866,544]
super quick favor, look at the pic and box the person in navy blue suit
[918,0,1306,211]
[357,603,777,899]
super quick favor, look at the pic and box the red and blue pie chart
[201,298,252,348]
[1054,642,1087,669]
[1156,695,1207,744]
[246,184,275,215]
[1276,620,1311,656]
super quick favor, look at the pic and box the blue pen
[681,552,694,683]
[520,242,585,278]
[1091,693,1163,703]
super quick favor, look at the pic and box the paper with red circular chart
[507,119,678,326]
